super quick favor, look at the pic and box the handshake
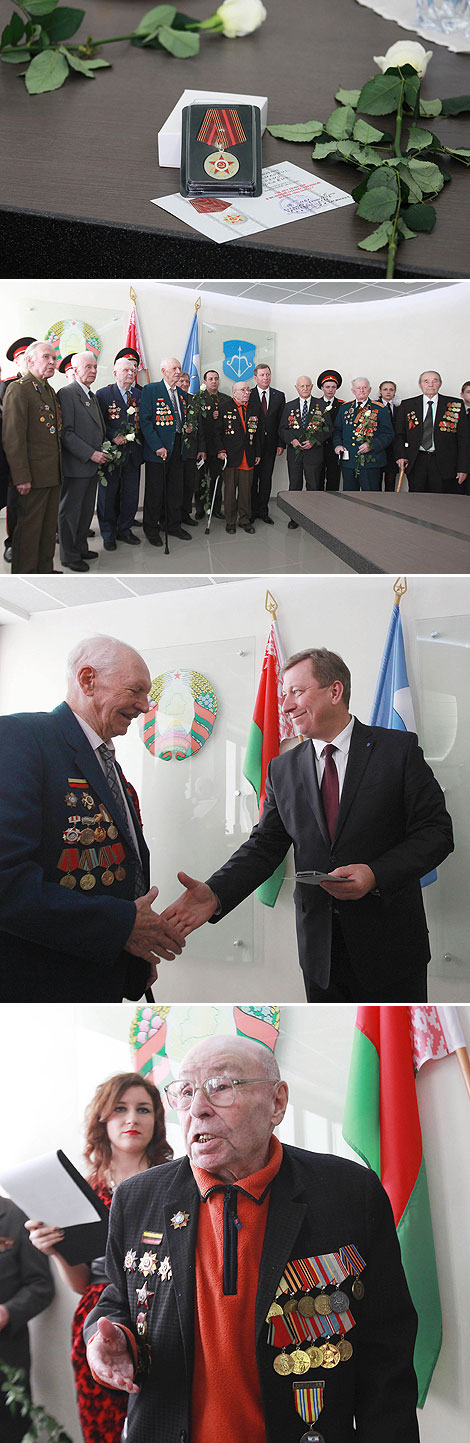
[125,873,219,987]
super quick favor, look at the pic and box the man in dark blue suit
[333,378,394,491]
[96,347,143,552]
[140,357,191,546]
[0,636,184,1003]
[375,381,398,492]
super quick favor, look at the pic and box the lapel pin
[171,1211,190,1229]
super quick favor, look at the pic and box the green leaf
[406,123,434,152]
[1,47,31,61]
[312,140,343,159]
[358,221,394,251]
[401,201,436,232]
[397,218,417,239]
[408,158,444,193]
[404,75,420,111]
[352,175,370,201]
[367,165,398,193]
[357,185,397,221]
[440,94,470,116]
[352,118,384,143]
[267,121,324,142]
[443,146,470,165]
[84,56,110,67]
[23,0,58,12]
[25,45,68,89]
[157,23,199,54]
[134,5,176,32]
[357,74,402,115]
[325,105,355,138]
[37,7,84,40]
[335,87,360,107]
[419,97,442,118]
[5,13,24,44]
[61,45,94,73]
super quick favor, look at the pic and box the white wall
[0,1003,468,1443]
[0,279,468,407]
[0,573,469,1000]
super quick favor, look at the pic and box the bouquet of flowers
[98,440,125,486]
[353,407,378,477]
[302,408,331,446]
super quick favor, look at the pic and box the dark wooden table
[276,489,470,571]
[2,0,470,276]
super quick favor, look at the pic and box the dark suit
[0,701,150,1002]
[332,402,394,492]
[58,380,106,566]
[394,394,469,494]
[83,1145,419,1443]
[96,382,143,540]
[279,398,332,493]
[316,394,344,491]
[139,381,187,537]
[206,720,453,1000]
[218,396,261,526]
[249,386,286,519]
[0,1198,54,1443]
[374,400,398,490]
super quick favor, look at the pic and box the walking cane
[396,463,406,493]
[205,457,227,535]
[162,455,169,554]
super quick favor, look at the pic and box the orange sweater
[190,1136,283,1443]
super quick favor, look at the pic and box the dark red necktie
[262,392,268,414]
[321,744,339,838]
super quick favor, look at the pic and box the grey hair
[66,635,141,686]
[351,376,370,387]
[160,357,180,371]
[24,340,55,366]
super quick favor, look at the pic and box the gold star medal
[171,1211,189,1229]
[139,1251,157,1277]
[197,107,246,182]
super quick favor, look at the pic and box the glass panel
[416,614,470,985]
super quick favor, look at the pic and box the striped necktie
[98,744,146,897]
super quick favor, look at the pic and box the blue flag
[181,310,200,394]
[370,602,436,886]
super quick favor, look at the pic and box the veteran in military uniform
[0,635,184,1003]
[96,347,143,550]
[333,379,394,492]
[0,336,38,563]
[2,340,61,573]
[315,370,343,493]
[0,1196,54,1443]
[394,372,468,494]
[84,1034,419,1443]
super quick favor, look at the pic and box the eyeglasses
[164,1077,274,1110]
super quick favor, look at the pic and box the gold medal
[321,1343,340,1369]
[298,1295,316,1317]
[291,1349,311,1376]
[79,828,95,845]
[266,1302,284,1320]
[338,1337,353,1361]
[352,1277,365,1299]
[204,149,240,180]
[60,873,76,888]
[94,826,106,842]
[80,873,96,890]
[115,865,126,881]
[108,824,119,840]
[273,1351,293,1376]
[101,870,114,886]
[306,1345,324,1368]
[283,1297,298,1315]
[314,1293,332,1315]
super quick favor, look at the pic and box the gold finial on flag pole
[393,576,407,605]
[195,297,201,313]
[265,590,279,621]
[130,285,137,303]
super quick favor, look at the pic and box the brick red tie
[321,743,339,838]
[262,392,268,414]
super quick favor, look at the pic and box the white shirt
[311,715,355,796]
[419,393,438,453]
[71,711,141,853]
[258,386,270,407]
[75,378,95,400]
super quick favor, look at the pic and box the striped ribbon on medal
[338,1244,366,1276]
[293,1383,324,1424]
[268,1307,355,1348]
[276,1246,366,1296]
[196,107,247,149]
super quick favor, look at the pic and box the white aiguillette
[0,1149,109,1264]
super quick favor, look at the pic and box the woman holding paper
[27,1072,172,1443]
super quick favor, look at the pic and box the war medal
[124,1250,137,1272]
[273,1351,293,1375]
[171,1211,189,1229]
[139,1251,157,1277]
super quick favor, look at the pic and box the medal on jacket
[293,1380,325,1425]
[197,107,246,180]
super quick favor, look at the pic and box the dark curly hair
[83,1072,173,1185]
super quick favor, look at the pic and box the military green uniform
[2,372,61,573]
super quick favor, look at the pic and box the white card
[151,161,353,244]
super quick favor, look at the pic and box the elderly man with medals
[333,379,394,492]
[2,339,62,573]
[84,1033,419,1443]
[279,378,332,529]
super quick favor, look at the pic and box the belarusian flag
[242,620,294,906]
[126,297,149,381]
[343,1006,442,1407]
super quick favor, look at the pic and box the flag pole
[129,284,150,385]
[393,575,407,604]
[455,1046,470,1100]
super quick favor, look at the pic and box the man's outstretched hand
[161,873,219,938]
[125,886,186,968]
[86,1317,139,1394]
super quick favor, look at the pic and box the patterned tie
[169,387,182,433]
[421,400,434,451]
[301,399,308,425]
[321,744,339,839]
[262,392,268,415]
[98,744,147,897]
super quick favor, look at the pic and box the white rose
[374,41,432,77]
[125,433,135,441]
[216,0,267,38]
[127,406,136,415]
